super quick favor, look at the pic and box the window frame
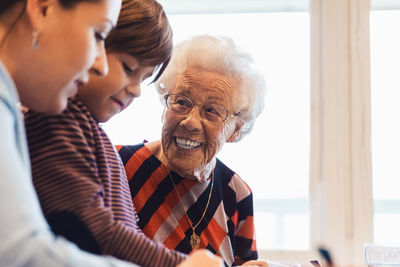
[308,0,373,266]
[261,1,374,265]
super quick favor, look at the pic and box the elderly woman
[117,34,266,267]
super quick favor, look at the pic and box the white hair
[156,34,267,141]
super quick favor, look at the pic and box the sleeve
[232,174,258,265]
[0,99,139,267]
[24,109,187,267]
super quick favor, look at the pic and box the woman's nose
[90,44,109,77]
[126,84,141,98]
[180,106,203,131]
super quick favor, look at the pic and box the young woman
[0,0,150,266]
[24,1,223,267]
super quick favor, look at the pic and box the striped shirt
[24,98,186,267]
[117,144,258,266]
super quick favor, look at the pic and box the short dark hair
[105,0,173,82]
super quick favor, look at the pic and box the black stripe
[237,194,254,220]
[128,151,161,197]
[137,173,174,229]
[235,236,258,261]
[118,144,143,166]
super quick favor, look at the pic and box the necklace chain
[164,163,214,249]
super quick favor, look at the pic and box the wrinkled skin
[160,67,243,181]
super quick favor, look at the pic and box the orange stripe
[161,179,206,249]
[200,217,226,251]
[167,179,197,208]
[133,164,167,212]
[236,215,255,240]
[140,178,184,239]
[162,180,208,249]
[251,238,257,251]
[179,180,197,192]
[231,210,239,227]
[141,177,196,240]
[142,200,174,239]
[163,215,191,249]
[123,146,152,181]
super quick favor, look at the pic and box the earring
[32,31,39,50]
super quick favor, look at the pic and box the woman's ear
[25,0,54,31]
[227,120,244,143]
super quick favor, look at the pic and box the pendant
[190,232,200,249]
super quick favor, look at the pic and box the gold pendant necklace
[164,164,214,250]
[190,228,200,249]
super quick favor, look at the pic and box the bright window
[370,9,400,244]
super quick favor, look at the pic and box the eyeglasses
[164,94,238,123]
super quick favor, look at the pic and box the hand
[265,261,301,267]
[177,249,224,267]
[241,260,301,267]
[242,260,269,266]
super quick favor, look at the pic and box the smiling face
[77,52,155,122]
[161,68,243,180]
[15,0,121,114]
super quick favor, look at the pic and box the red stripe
[163,215,191,249]
[132,164,167,213]
[200,217,226,251]
[236,215,255,240]
[123,146,152,181]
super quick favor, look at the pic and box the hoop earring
[32,31,39,50]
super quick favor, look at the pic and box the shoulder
[24,99,101,161]
[24,99,75,127]
[24,98,97,137]
[116,143,147,165]
[0,72,28,168]
[0,62,18,112]
[144,140,161,157]
[215,159,253,200]
[116,143,145,155]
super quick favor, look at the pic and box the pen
[318,247,334,267]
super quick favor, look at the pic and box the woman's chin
[33,99,67,115]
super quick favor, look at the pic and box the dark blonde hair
[105,0,173,81]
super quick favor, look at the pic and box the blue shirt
[0,61,138,267]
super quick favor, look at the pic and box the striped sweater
[24,98,186,267]
[117,144,258,266]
